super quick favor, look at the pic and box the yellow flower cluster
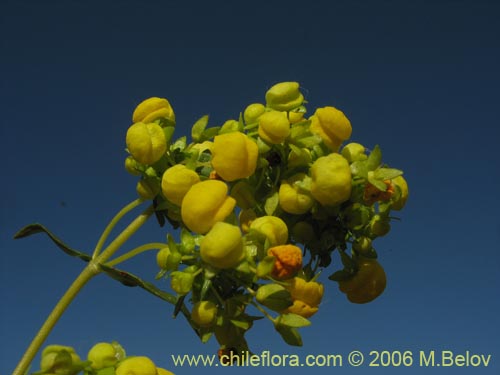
[121,81,408,352]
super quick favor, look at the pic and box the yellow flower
[161,165,200,206]
[126,122,166,165]
[258,111,290,144]
[309,106,352,151]
[132,97,175,124]
[265,82,304,111]
[191,301,218,327]
[87,342,119,370]
[211,132,259,181]
[391,175,409,210]
[283,277,324,318]
[116,356,157,375]
[200,222,244,269]
[267,244,302,280]
[41,345,81,374]
[310,153,352,206]
[124,156,141,175]
[249,216,288,246]
[181,180,236,234]
[157,369,175,375]
[278,173,314,214]
[243,103,266,124]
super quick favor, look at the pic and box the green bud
[124,156,141,175]
[136,178,160,200]
[243,103,266,124]
[87,342,122,370]
[219,119,242,134]
[265,82,304,111]
[170,271,194,295]
[344,203,371,230]
[40,345,82,375]
[368,214,391,237]
[352,236,372,255]
[256,284,293,312]
[341,143,367,163]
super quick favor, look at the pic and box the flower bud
[310,153,352,206]
[136,178,160,200]
[288,111,305,124]
[309,106,352,151]
[278,173,314,215]
[156,247,171,269]
[258,111,290,144]
[219,119,241,134]
[125,156,141,175]
[191,301,218,327]
[170,271,194,295]
[390,175,409,211]
[243,103,266,124]
[132,97,175,125]
[211,132,258,181]
[126,122,166,165]
[116,356,158,375]
[369,214,391,237]
[40,345,81,375]
[181,180,236,234]
[352,236,372,255]
[287,147,312,168]
[265,82,304,111]
[161,165,200,206]
[87,342,120,370]
[267,245,302,280]
[256,283,292,312]
[249,216,288,246]
[282,277,324,318]
[341,142,367,163]
[200,222,244,269]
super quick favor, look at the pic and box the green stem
[92,198,145,259]
[251,301,276,323]
[105,242,167,267]
[13,204,154,375]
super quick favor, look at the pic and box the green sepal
[191,115,209,142]
[13,223,91,262]
[171,136,187,152]
[199,126,221,141]
[374,167,403,181]
[256,256,276,278]
[99,264,177,304]
[264,191,279,215]
[163,126,175,144]
[275,324,303,346]
[277,313,311,328]
[180,228,195,254]
[366,145,382,171]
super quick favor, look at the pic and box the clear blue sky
[1,1,499,374]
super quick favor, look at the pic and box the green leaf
[264,191,279,215]
[255,283,292,312]
[278,313,311,328]
[366,145,382,171]
[256,256,276,278]
[367,172,388,191]
[13,223,91,262]
[328,269,352,281]
[200,126,221,141]
[200,329,213,343]
[275,325,303,346]
[374,167,403,181]
[180,228,195,254]
[99,264,177,304]
[171,136,187,151]
[191,115,209,142]
[230,319,252,330]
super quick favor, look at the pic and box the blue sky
[1,1,500,374]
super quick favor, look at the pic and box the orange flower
[267,245,302,280]
[363,180,394,205]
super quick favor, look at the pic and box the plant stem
[13,204,154,375]
[105,242,167,267]
[92,198,145,259]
